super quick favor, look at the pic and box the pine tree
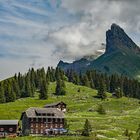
[110,74,117,93]
[97,104,106,114]
[0,83,6,103]
[46,67,51,82]
[97,79,107,99]
[115,87,123,98]
[82,119,92,136]
[39,79,48,99]
[73,72,80,85]
[5,81,16,102]
[55,67,61,81]
[12,79,21,99]
[124,129,129,137]
[55,78,66,96]
[24,74,32,97]
[82,75,90,87]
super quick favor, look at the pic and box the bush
[82,119,92,136]
[96,104,106,114]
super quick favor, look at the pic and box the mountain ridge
[58,23,140,80]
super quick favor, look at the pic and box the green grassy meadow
[0,82,140,140]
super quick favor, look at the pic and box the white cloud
[49,0,140,60]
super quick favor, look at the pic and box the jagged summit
[111,23,124,32]
[106,23,140,54]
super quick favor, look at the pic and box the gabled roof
[44,101,66,108]
[22,107,64,119]
[0,120,19,125]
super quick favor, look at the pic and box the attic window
[47,113,54,116]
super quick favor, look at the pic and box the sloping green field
[0,82,140,140]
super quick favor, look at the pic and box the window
[53,118,55,122]
[9,128,13,132]
[46,124,48,128]
[36,118,38,122]
[36,129,38,134]
[41,123,43,128]
[55,124,58,128]
[36,123,38,128]
[48,118,51,122]
[47,113,50,116]
[41,118,43,122]
[41,129,43,134]
[31,123,33,127]
[50,124,53,128]
[60,124,63,128]
[0,128,4,131]
[31,129,33,134]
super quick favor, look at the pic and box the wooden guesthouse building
[20,107,66,136]
[0,120,19,138]
[44,101,67,113]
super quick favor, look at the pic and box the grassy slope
[90,51,140,80]
[0,82,140,140]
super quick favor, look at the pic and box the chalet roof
[44,101,66,108]
[0,120,19,125]
[23,107,64,118]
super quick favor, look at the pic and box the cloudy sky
[0,0,140,80]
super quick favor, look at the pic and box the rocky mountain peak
[106,23,140,54]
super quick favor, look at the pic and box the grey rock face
[106,23,140,54]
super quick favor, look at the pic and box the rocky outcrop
[106,23,140,54]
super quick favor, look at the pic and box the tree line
[0,67,66,103]
[65,69,140,99]
[0,67,140,103]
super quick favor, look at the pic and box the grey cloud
[50,0,140,60]
[46,22,104,60]
[62,0,140,32]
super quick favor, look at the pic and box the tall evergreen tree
[12,79,21,99]
[0,83,6,103]
[82,119,92,136]
[5,81,16,102]
[55,78,66,96]
[82,75,90,87]
[97,104,106,114]
[22,74,33,97]
[115,87,123,98]
[97,79,107,99]
[39,79,48,99]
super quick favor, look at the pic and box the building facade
[20,107,66,136]
[0,120,19,138]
